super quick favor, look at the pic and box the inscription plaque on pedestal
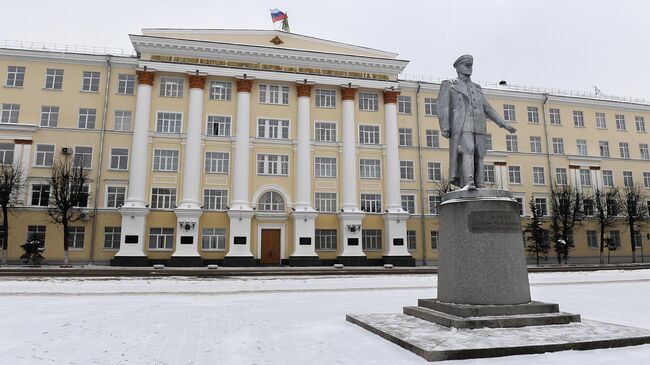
[468,211,520,234]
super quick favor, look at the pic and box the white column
[291,82,318,263]
[115,70,153,264]
[593,167,603,190]
[495,162,508,190]
[13,141,31,204]
[171,74,206,263]
[226,77,255,263]
[569,165,580,192]
[382,90,410,260]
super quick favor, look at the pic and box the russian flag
[270,8,288,23]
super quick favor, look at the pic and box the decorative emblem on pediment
[270,36,284,45]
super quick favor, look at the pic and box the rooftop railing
[0,39,136,57]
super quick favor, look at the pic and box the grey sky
[2,0,649,99]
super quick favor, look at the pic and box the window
[634,230,643,248]
[508,166,522,184]
[114,110,132,131]
[104,227,121,249]
[209,81,232,101]
[315,229,337,250]
[257,118,289,139]
[5,66,25,87]
[40,106,59,127]
[399,128,413,146]
[576,139,588,156]
[27,225,46,245]
[358,92,378,111]
[599,141,610,157]
[640,144,649,160]
[607,198,620,216]
[81,71,100,92]
[428,162,442,182]
[619,142,630,159]
[1,104,19,123]
[68,227,85,249]
[359,125,380,144]
[77,108,96,129]
[360,193,382,213]
[362,229,382,250]
[44,69,64,90]
[109,148,128,170]
[484,164,495,184]
[530,136,542,154]
[257,154,289,175]
[486,134,493,150]
[106,186,126,208]
[586,230,599,248]
[401,195,415,214]
[615,114,626,131]
[573,111,584,127]
[609,230,621,247]
[503,104,516,121]
[400,161,414,180]
[360,159,381,179]
[117,74,135,95]
[151,188,176,209]
[602,170,614,187]
[160,77,184,97]
[527,106,539,123]
[34,144,55,167]
[153,150,179,172]
[259,84,290,105]
[636,116,646,132]
[430,231,439,250]
[533,167,545,185]
[644,172,650,189]
[552,137,564,154]
[206,115,231,136]
[314,157,336,178]
[596,112,607,129]
[78,182,89,206]
[156,112,182,134]
[315,89,336,108]
[398,95,412,114]
[623,171,634,188]
[506,135,518,152]
[579,169,592,186]
[73,146,93,169]
[149,228,174,249]
[315,192,337,212]
[203,189,228,210]
[424,98,437,116]
[407,230,417,250]
[30,184,50,206]
[202,228,226,250]
[428,195,441,215]
[515,197,524,216]
[205,152,229,174]
[583,199,595,216]
[534,197,548,216]
[549,108,561,125]
[315,122,336,142]
[258,191,285,211]
[556,168,568,185]
[425,130,439,148]
[0,143,14,165]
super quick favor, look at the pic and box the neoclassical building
[1,29,649,266]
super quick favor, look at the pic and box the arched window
[258,191,285,212]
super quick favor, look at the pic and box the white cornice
[0,48,137,67]
[546,95,650,112]
[0,123,39,133]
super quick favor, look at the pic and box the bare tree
[48,158,90,266]
[593,187,621,264]
[619,184,648,263]
[434,177,456,197]
[525,197,549,265]
[550,184,587,264]
[0,163,23,265]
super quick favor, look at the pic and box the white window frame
[151,188,177,210]
[73,146,93,169]
[623,171,634,188]
[149,227,174,250]
[602,170,614,187]
[424,98,437,116]
[109,147,129,170]
[256,154,289,176]
[0,143,14,165]
[529,136,542,154]
[579,169,592,186]
[596,112,607,129]
[203,189,228,211]
[534,196,549,216]
[202,228,226,250]
[640,144,649,160]
[428,161,442,182]
[208,81,232,101]
[619,142,630,159]
[30,183,50,207]
[314,121,337,142]
[527,106,539,123]
[484,164,495,184]
[573,110,584,127]
[155,111,183,134]
[599,141,610,157]
[117,74,135,95]
[5,66,25,87]
[114,110,132,131]
[398,95,412,114]
[643,172,650,189]
[360,193,382,213]
[67,226,85,249]
[533,166,545,185]
[314,157,337,178]
[428,194,442,215]
[105,185,127,208]
[259,84,290,105]
[159,77,184,98]
[615,114,626,131]
[506,135,518,152]
[576,139,588,156]
[40,106,59,127]
[206,115,231,137]
[358,125,380,145]
[77,108,97,129]
[508,166,522,184]
[315,89,336,108]
[358,92,379,111]
[204,152,230,174]
[315,229,337,251]
[81,71,100,92]
[400,160,414,180]
[1,104,20,123]
[362,229,382,250]
[360,159,381,179]
[33,144,55,167]
[44,68,64,90]
[401,194,416,214]
[549,108,561,125]
[152,149,180,172]
[552,137,564,154]
[635,116,646,132]
[103,227,121,250]
[556,168,568,185]
[314,192,337,213]
[257,118,290,140]
[398,128,413,147]
[503,104,516,121]
[425,130,439,148]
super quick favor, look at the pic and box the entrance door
[261,229,281,265]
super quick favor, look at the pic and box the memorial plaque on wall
[393,238,404,246]
[348,238,359,246]
[124,235,138,244]
[180,236,193,245]
[469,211,521,233]
[299,237,311,245]
[234,236,247,245]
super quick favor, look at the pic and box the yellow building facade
[0,29,648,266]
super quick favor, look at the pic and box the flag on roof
[270,8,288,23]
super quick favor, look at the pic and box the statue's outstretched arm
[484,99,516,133]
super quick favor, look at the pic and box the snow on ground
[0,270,649,364]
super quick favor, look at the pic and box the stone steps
[418,298,560,317]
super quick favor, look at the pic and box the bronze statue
[437,54,517,189]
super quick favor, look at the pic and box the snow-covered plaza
[1,269,649,364]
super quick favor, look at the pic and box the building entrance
[260,229,281,265]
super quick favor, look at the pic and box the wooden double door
[260,229,281,265]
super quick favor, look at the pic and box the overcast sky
[2,0,649,100]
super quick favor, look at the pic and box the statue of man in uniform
[437,54,517,189]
